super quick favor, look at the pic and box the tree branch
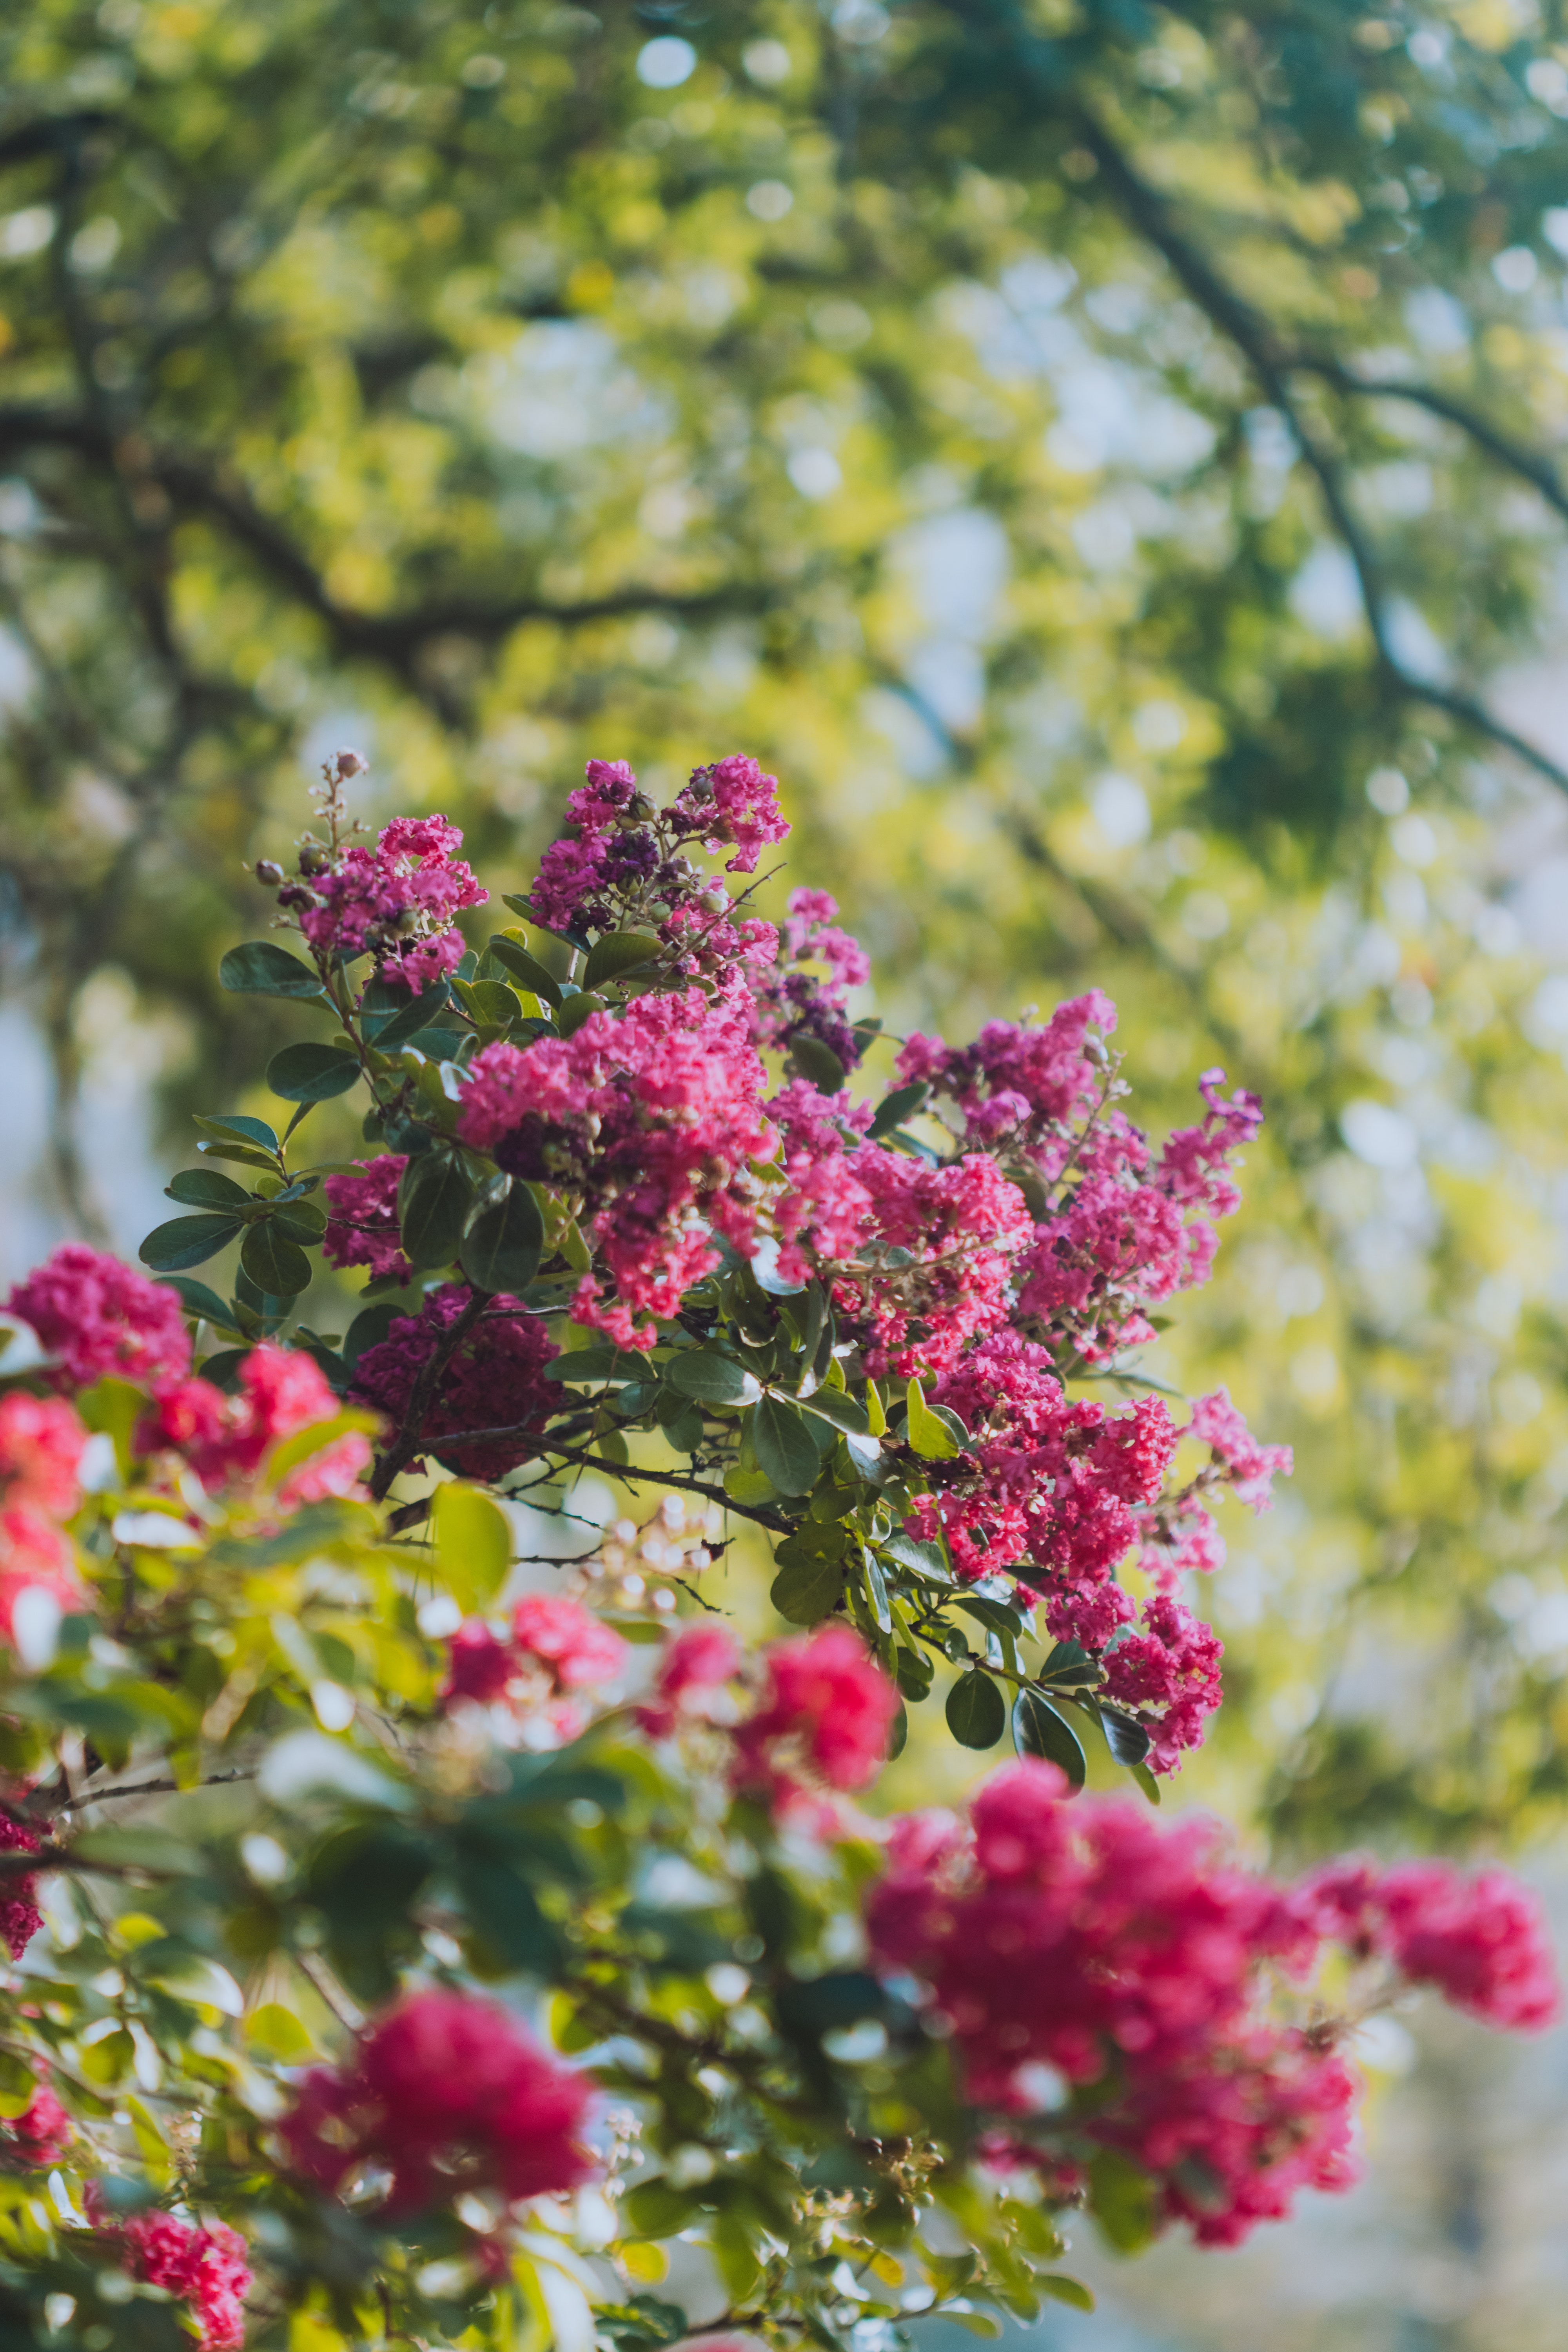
[421,1430,792,1533]
[0,405,782,666]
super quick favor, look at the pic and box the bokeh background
[7,0,1568,2340]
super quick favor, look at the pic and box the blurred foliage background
[8,0,1568,2335]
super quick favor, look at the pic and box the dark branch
[0,405,781,665]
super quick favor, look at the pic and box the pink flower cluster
[635,1621,742,1739]
[1297,1857,1559,2031]
[444,1593,628,1738]
[348,1286,558,1478]
[900,1005,1262,1362]
[8,1243,189,1393]
[731,1624,899,1807]
[323,1155,409,1281]
[751,886,873,1074]
[458,990,773,1346]
[526,755,786,944]
[905,1329,1190,1626]
[292,812,487,991]
[0,1391,88,1649]
[103,2206,251,2351]
[764,1092,1034,1376]
[0,1814,41,1962]
[144,1345,370,1503]
[868,1765,1559,2248]
[868,1762,1353,2246]
[1,2081,70,2168]
[282,1989,593,2216]
[1187,1387,1293,1512]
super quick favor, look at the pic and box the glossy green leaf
[1099,1703,1153,1768]
[459,1176,545,1294]
[370,982,452,1049]
[866,1080,932,1139]
[433,1481,513,1611]
[770,1552,844,1624]
[194,1112,279,1152]
[907,1376,964,1460]
[751,1394,821,1495]
[581,929,661,990]
[946,1670,1006,1749]
[240,1220,312,1297]
[139,1215,244,1272]
[267,1041,361,1102]
[398,1151,474,1270]
[165,1168,252,1210]
[486,932,563,1005]
[218,939,323,998]
[666,1349,762,1406]
[1013,1689,1087,1789]
[157,1276,236,1327]
[556,988,607,1038]
[786,1032,846,1093]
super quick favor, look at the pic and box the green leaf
[797,1384,869,1434]
[946,1670,1006,1749]
[556,988,607,1037]
[880,1530,952,1581]
[1038,1638,1103,1690]
[1131,1761,1162,1807]
[240,1220,313,1297]
[666,1349,762,1406]
[267,1041,361,1102]
[219,939,323,998]
[140,1214,244,1272]
[622,2180,704,2240]
[460,1176,545,1294]
[343,1303,400,1369]
[73,1827,204,1876]
[453,976,523,1025]
[582,929,661,990]
[907,1376,963,1460]
[867,1080,932,1139]
[194,1112,280,1151]
[750,1394,821,1495]
[371,981,452,1048]
[398,1151,474,1270]
[158,1276,237,1328]
[1087,2148,1158,2254]
[1013,1689,1087,1789]
[165,1168,252,1210]
[770,1553,844,1624]
[1040,2277,1095,2314]
[433,1481,512,1611]
[1099,1704,1152,1768]
[786,1032,846,1093]
[487,932,564,1005]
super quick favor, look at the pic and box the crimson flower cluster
[85,2197,252,2352]
[443,1592,629,1740]
[278,786,488,995]
[524,754,788,943]
[145,1343,370,1503]
[0,1391,88,1648]
[281,1990,594,2216]
[867,1760,1558,2247]
[348,1285,559,1478]
[457,988,773,1346]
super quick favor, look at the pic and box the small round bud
[253,859,285,887]
[700,887,730,913]
[331,748,368,780]
[298,843,332,877]
[277,883,321,913]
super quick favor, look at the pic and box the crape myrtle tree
[0,753,1550,2350]
[10,0,1568,1860]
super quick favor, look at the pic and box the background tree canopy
[7,0,1568,1904]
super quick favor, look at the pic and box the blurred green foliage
[9,0,1568,1857]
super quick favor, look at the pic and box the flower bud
[330,748,368,780]
[253,859,285,887]
[298,843,332,877]
[277,883,322,912]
